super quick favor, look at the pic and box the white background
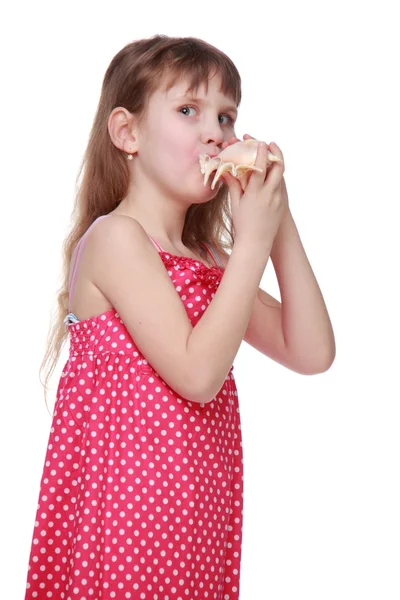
[1,0,399,598]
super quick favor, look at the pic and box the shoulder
[83,214,157,278]
[89,214,146,242]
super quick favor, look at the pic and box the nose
[200,119,224,147]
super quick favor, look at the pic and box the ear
[108,107,139,155]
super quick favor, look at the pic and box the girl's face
[133,72,238,203]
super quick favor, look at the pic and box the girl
[25,35,335,599]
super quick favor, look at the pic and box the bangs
[157,47,241,106]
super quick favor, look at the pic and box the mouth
[201,149,220,159]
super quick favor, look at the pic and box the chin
[180,177,224,205]
[200,178,224,198]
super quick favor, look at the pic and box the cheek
[151,123,185,153]
[162,138,197,173]
[145,120,199,175]
[144,145,194,183]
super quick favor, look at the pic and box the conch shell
[199,138,282,191]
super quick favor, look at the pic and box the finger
[268,141,284,162]
[245,142,270,193]
[221,136,240,150]
[220,172,242,204]
[244,134,273,154]
[263,146,285,191]
[244,134,276,153]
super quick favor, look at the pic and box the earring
[127,153,133,160]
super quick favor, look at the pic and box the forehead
[158,71,236,104]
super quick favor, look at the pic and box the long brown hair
[39,34,242,411]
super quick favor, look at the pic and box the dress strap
[147,235,221,267]
[68,214,110,311]
[200,242,223,267]
[146,235,165,253]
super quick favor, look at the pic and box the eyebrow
[174,94,238,117]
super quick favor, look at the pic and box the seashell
[199,138,282,191]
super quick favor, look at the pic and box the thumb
[220,172,242,205]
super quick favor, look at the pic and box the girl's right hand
[221,140,286,247]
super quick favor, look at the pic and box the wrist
[233,234,273,255]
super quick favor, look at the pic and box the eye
[219,114,235,126]
[179,106,235,126]
[179,106,197,117]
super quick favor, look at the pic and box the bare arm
[91,216,272,404]
[186,237,272,402]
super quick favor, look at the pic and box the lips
[201,150,220,159]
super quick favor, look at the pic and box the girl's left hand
[221,134,289,212]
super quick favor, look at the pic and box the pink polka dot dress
[25,215,244,599]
